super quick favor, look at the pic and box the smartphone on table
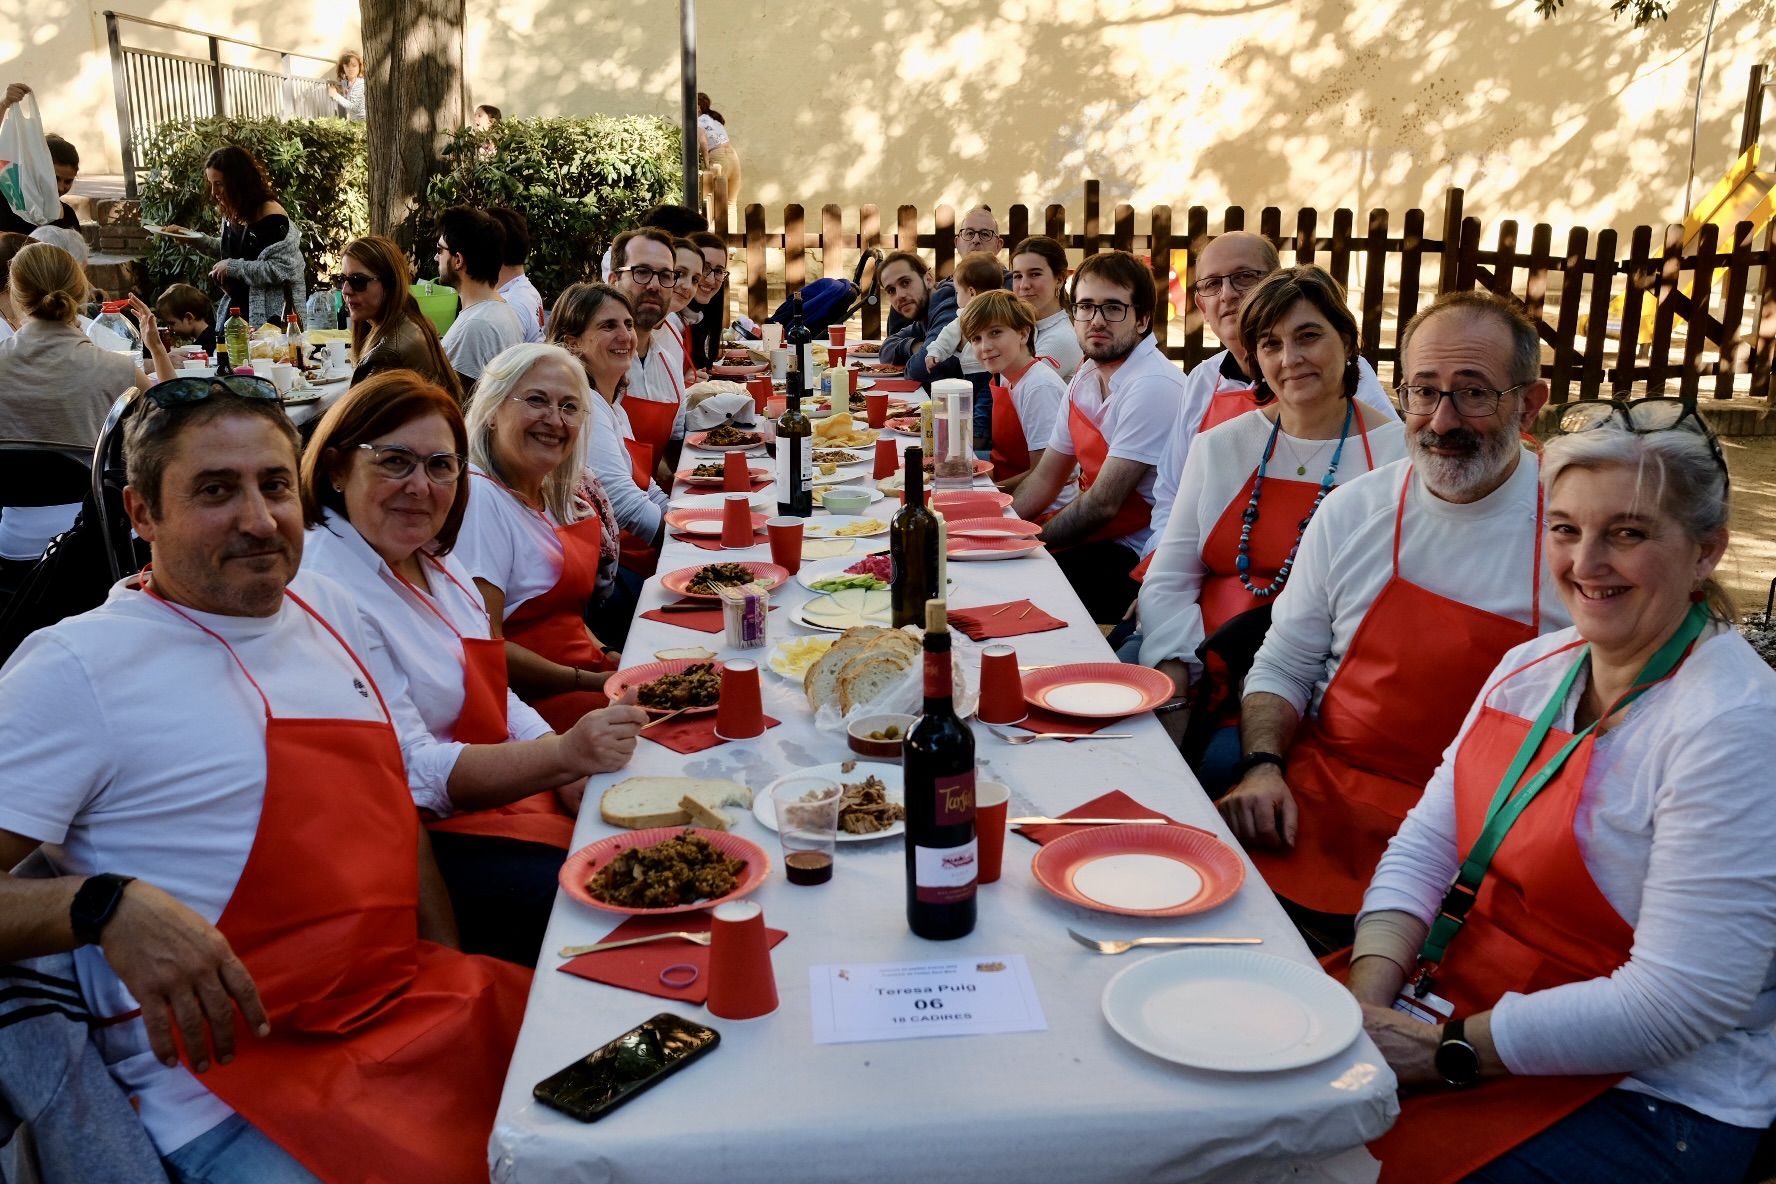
[533,1012,720,1122]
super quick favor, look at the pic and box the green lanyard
[1412,604,1709,992]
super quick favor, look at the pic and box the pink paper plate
[930,490,1015,515]
[663,507,768,536]
[711,363,769,377]
[1021,662,1173,719]
[604,657,727,716]
[1031,824,1244,917]
[676,464,771,487]
[659,561,790,600]
[946,516,1042,539]
[561,827,770,916]
[686,429,766,453]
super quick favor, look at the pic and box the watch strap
[1233,750,1286,779]
[70,874,135,946]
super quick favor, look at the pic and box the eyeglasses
[1395,383,1529,418]
[339,273,377,293]
[357,444,465,485]
[143,375,281,409]
[957,228,1000,245]
[1190,269,1266,298]
[702,265,728,282]
[1072,301,1131,323]
[613,265,687,289]
[508,393,586,424]
[1557,397,1730,490]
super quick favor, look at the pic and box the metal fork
[558,931,714,958]
[989,725,1133,744]
[1067,928,1262,955]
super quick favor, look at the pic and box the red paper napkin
[1015,707,1120,737]
[639,599,777,633]
[867,378,920,393]
[1013,789,1201,845]
[643,712,783,753]
[670,530,767,551]
[947,599,1065,640]
[559,912,788,1004]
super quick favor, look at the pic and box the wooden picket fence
[707,178,1776,405]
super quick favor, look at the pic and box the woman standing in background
[698,93,741,208]
[329,51,367,121]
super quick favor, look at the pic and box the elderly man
[1222,290,1568,944]
[436,205,523,391]
[0,384,542,1182]
[906,206,1010,446]
[1012,249,1184,623]
[607,225,688,488]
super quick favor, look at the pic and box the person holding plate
[453,342,620,731]
[1138,266,1404,780]
[174,146,305,331]
[298,371,644,964]
[1338,409,1775,1184]
[340,234,463,400]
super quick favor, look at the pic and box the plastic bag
[812,629,980,733]
[0,94,63,226]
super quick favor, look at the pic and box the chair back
[0,446,91,508]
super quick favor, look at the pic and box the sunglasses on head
[142,374,282,409]
[1557,396,1730,492]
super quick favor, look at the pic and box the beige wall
[469,0,1774,234]
[1,0,360,177]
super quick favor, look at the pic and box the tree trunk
[360,0,465,253]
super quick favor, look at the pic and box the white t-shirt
[0,575,386,1155]
[698,113,730,150]
[1364,627,1776,1128]
[1137,409,1407,672]
[996,359,1068,467]
[453,465,567,617]
[586,391,666,539]
[1044,334,1185,553]
[498,274,546,344]
[1033,309,1083,380]
[625,333,688,442]
[1245,452,1571,718]
[440,298,524,381]
[1145,350,1400,557]
[924,318,987,375]
[299,514,553,815]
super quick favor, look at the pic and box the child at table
[959,288,1068,501]
[154,282,216,353]
[920,252,1003,380]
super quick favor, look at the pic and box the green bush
[423,115,683,303]
[138,117,368,300]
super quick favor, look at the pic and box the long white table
[488,429,1399,1184]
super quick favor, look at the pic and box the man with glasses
[1011,250,1184,622]
[436,206,524,392]
[606,226,690,489]
[0,382,527,1182]
[1223,290,1570,950]
[490,207,544,343]
[905,207,1012,446]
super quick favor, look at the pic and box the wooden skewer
[1018,605,1033,620]
[991,602,1015,616]
[641,707,693,730]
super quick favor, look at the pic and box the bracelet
[572,668,583,691]
[1152,697,1190,715]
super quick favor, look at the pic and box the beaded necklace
[1235,398,1355,596]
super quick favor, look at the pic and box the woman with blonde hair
[452,343,619,731]
[697,92,740,206]
[340,234,463,400]
[328,50,366,121]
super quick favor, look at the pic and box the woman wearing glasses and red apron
[1330,423,1773,1184]
[454,345,621,735]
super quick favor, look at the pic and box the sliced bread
[600,776,753,829]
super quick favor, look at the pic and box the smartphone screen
[533,1012,720,1122]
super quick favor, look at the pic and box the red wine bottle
[903,599,976,940]
[775,294,813,516]
[889,447,939,628]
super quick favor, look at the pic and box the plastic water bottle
[306,286,334,336]
[87,301,139,354]
[223,307,250,369]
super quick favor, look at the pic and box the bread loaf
[600,777,754,829]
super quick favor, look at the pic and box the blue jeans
[162,1115,320,1184]
[1465,1089,1762,1184]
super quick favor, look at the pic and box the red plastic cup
[827,325,846,347]
[746,375,772,415]
[713,660,766,740]
[864,390,889,429]
[873,437,900,480]
[720,493,754,548]
[977,644,1027,725]
[765,515,803,574]
[706,900,779,1020]
[975,780,1011,885]
[722,450,750,493]
[829,346,848,370]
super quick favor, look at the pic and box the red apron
[618,435,661,578]
[622,346,683,478]
[1196,372,1259,435]
[1051,396,1151,546]
[150,588,529,1184]
[988,359,1041,481]
[1330,640,1635,1183]
[666,316,697,387]
[1252,465,1544,915]
[399,558,577,851]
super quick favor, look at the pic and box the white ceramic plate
[796,555,890,594]
[751,760,905,842]
[804,514,891,540]
[792,587,894,631]
[1100,949,1363,1073]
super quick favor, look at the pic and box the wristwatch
[70,874,135,947]
[1435,1018,1482,1087]
[1231,751,1286,780]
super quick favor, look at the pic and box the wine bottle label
[923,647,953,700]
[776,433,812,498]
[913,838,978,904]
[800,343,817,382]
[934,769,974,825]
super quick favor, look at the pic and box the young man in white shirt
[490,206,545,343]
[1012,250,1184,623]
[435,206,524,392]
[0,386,530,1181]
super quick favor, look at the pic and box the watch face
[1435,1038,1481,1086]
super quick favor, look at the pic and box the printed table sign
[808,954,1047,1044]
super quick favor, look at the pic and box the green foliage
[137,117,368,299]
[423,115,683,304]
[1532,0,1670,27]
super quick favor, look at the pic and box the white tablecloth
[489,435,1399,1184]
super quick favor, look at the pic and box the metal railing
[104,11,338,198]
